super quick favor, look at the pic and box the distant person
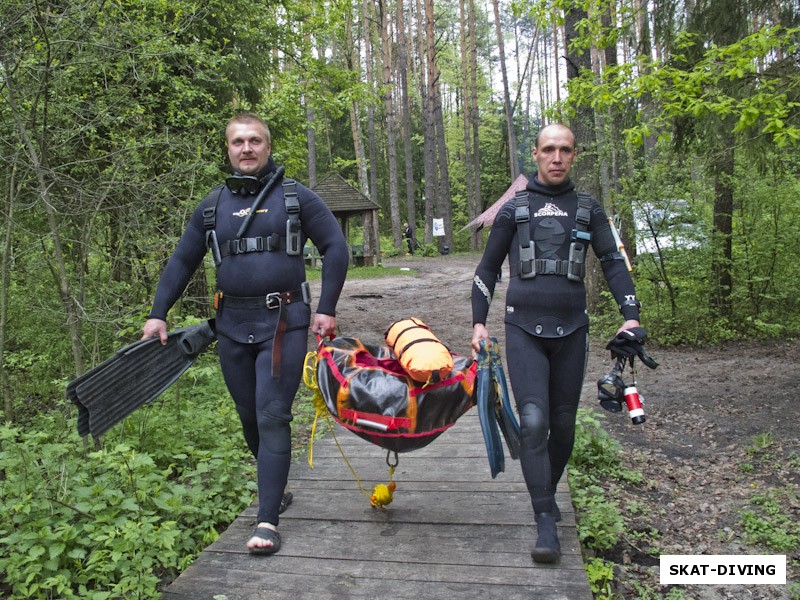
[470,123,643,563]
[403,222,414,255]
[142,112,349,555]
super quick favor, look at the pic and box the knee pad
[518,401,548,445]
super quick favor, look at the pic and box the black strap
[566,192,593,281]
[203,185,224,266]
[511,259,571,277]
[283,179,302,256]
[398,337,441,359]
[514,191,535,279]
[215,290,302,310]
[218,235,287,258]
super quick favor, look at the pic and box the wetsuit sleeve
[589,202,641,322]
[471,203,515,326]
[300,187,348,316]
[148,205,208,320]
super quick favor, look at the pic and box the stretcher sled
[309,336,476,453]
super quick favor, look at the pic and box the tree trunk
[416,0,436,243]
[363,0,379,208]
[9,97,85,377]
[459,0,476,249]
[344,11,370,195]
[1,163,16,421]
[379,0,402,250]
[711,135,735,319]
[307,102,317,189]
[397,0,417,231]
[564,3,603,313]
[492,0,518,181]
[424,0,452,252]
[468,0,482,251]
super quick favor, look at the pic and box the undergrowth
[0,362,254,599]
[569,409,646,599]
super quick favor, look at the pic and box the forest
[1,0,799,597]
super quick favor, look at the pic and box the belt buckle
[265,292,281,309]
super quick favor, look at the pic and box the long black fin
[67,320,216,438]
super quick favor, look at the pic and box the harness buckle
[266,292,281,310]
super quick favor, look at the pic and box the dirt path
[325,253,799,599]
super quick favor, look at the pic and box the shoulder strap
[283,178,302,256]
[202,185,224,267]
[567,192,594,281]
[514,190,535,279]
[574,192,593,235]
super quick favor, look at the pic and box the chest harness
[202,167,302,268]
[201,168,309,378]
[513,190,593,282]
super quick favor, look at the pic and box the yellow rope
[302,350,375,502]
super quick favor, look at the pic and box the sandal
[279,491,293,514]
[248,526,281,556]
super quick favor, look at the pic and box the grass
[305,263,416,280]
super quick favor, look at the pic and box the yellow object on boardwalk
[370,482,397,508]
[370,465,397,509]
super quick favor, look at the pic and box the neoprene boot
[531,512,561,564]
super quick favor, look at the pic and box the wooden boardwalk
[163,410,593,600]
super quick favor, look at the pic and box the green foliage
[739,489,800,553]
[569,410,636,556]
[0,370,254,599]
[419,242,442,257]
[789,582,800,600]
[570,410,642,484]
[585,557,615,599]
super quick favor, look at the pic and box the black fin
[67,320,216,438]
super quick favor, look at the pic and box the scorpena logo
[533,203,568,218]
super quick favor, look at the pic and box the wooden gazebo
[312,173,381,266]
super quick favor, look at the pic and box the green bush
[0,373,254,600]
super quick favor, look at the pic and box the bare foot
[247,522,280,555]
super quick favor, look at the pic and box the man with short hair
[470,123,642,563]
[143,112,349,555]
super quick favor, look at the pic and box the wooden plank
[206,520,584,568]
[163,407,593,600]
[163,553,588,598]
[163,570,583,600]
[236,489,576,527]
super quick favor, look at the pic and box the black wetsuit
[471,175,640,516]
[149,159,348,525]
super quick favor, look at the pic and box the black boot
[552,502,561,522]
[531,512,561,564]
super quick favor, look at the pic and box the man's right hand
[471,323,490,353]
[141,318,168,345]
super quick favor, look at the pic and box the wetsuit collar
[527,172,575,197]
[227,157,279,195]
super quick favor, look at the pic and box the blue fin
[488,339,521,460]
[476,339,504,478]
